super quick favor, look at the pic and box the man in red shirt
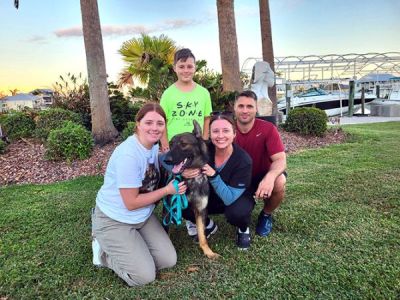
[234,90,287,237]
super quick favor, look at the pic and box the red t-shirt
[235,119,285,181]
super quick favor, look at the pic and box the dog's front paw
[205,251,220,259]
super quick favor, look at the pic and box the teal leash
[162,175,188,226]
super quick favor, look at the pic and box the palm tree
[14,0,118,144]
[9,89,19,96]
[118,34,177,100]
[79,0,118,144]
[119,34,176,84]
[216,0,242,92]
[259,0,277,115]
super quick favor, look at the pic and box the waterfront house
[1,93,41,112]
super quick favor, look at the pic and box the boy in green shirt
[160,48,216,239]
[160,48,212,152]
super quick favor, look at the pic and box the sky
[1,0,399,93]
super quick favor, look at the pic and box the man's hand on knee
[255,178,275,199]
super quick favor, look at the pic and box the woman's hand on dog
[202,164,216,177]
[182,168,201,179]
[166,180,187,195]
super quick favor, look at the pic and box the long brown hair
[135,102,166,123]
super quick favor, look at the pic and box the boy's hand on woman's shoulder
[160,145,170,153]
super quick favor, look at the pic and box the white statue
[250,61,275,116]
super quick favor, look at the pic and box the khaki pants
[93,206,177,286]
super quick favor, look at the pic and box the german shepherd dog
[164,120,219,259]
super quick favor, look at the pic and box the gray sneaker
[186,220,197,237]
[186,219,218,238]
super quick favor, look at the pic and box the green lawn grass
[1,122,399,299]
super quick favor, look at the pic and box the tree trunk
[216,0,242,92]
[259,0,277,115]
[80,0,118,145]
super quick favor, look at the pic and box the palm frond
[117,69,134,88]
[127,66,149,85]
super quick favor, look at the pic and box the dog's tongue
[172,159,187,174]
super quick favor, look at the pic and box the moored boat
[278,87,376,116]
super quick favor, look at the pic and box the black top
[208,143,253,203]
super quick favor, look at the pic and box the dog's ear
[192,120,202,139]
[200,140,209,163]
[192,120,208,162]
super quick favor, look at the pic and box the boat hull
[279,94,376,116]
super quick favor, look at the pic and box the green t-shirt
[160,83,212,141]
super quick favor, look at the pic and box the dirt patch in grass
[0,128,347,185]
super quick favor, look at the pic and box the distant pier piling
[376,85,380,98]
[361,87,365,115]
[348,80,355,117]
[285,83,291,115]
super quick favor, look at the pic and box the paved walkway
[335,116,400,125]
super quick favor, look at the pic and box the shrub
[0,139,6,154]
[52,74,138,132]
[129,86,150,100]
[18,106,40,121]
[1,111,36,141]
[35,108,82,140]
[284,107,328,136]
[109,83,136,132]
[46,121,93,161]
[52,73,92,130]
[131,100,145,116]
[121,122,136,141]
[0,113,7,124]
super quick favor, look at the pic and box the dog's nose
[163,156,173,164]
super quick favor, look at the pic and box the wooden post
[348,80,355,117]
[361,87,365,115]
[376,85,380,98]
[285,83,291,115]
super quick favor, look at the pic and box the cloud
[162,18,204,30]
[54,26,83,37]
[26,35,48,43]
[54,17,213,38]
[102,25,151,35]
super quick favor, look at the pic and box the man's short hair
[174,48,196,65]
[236,90,258,102]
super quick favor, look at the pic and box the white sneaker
[92,238,103,267]
[186,220,197,237]
[186,219,217,238]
